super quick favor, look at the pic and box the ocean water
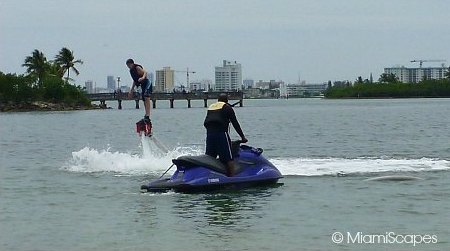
[1,98,450,251]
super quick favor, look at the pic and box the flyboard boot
[136,117,152,137]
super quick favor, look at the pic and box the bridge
[86,91,244,109]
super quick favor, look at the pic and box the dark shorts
[206,131,233,163]
[140,79,152,101]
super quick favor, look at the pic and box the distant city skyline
[1,0,449,86]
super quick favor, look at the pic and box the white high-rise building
[85,80,94,94]
[107,75,116,90]
[279,82,288,98]
[155,67,175,92]
[384,66,447,83]
[215,60,242,91]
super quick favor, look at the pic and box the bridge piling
[100,100,106,109]
[135,100,140,109]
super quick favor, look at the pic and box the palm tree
[54,47,83,82]
[445,66,450,79]
[22,49,49,86]
[47,63,64,79]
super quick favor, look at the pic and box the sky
[1,0,449,87]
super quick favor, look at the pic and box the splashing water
[63,136,203,175]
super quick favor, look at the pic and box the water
[1,98,450,251]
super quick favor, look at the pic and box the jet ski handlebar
[232,139,247,145]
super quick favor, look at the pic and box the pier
[87,91,244,109]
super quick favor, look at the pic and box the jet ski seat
[173,155,228,174]
[173,154,245,175]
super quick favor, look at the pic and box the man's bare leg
[144,97,151,117]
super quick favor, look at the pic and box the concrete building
[279,82,288,98]
[202,79,213,91]
[287,83,327,97]
[107,75,116,90]
[243,79,254,89]
[215,60,242,91]
[155,67,175,92]
[255,80,284,90]
[85,80,94,94]
[243,88,279,99]
[384,66,447,83]
[189,82,206,91]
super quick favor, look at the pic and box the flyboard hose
[150,135,169,153]
[159,163,175,179]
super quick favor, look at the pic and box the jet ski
[141,141,283,193]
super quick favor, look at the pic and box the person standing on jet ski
[204,93,248,176]
[126,59,152,125]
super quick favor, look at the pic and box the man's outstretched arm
[225,105,247,142]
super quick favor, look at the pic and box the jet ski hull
[141,145,283,193]
[141,177,281,193]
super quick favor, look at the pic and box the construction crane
[410,59,446,68]
[174,68,196,91]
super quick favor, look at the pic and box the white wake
[64,138,450,176]
[271,157,450,176]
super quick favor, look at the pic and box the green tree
[0,72,35,102]
[379,73,399,83]
[22,49,49,86]
[355,76,364,84]
[54,47,83,82]
[47,63,64,78]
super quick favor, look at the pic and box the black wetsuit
[204,102,245,162]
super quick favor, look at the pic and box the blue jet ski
[141,141,283,192]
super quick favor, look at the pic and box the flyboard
[136,119,169,153]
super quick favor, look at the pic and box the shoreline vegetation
[0,48,99,112]
[325,79,450,99]
[324,72,450,99]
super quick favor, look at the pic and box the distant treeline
[325,78,450,99]
[0,48,90,106]
[0,72,90,105]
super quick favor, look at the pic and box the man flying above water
[126,59,152,136]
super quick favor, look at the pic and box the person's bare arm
[136,66,148,82]
[128,82,136,98]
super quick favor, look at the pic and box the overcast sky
[1,0,449,87]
